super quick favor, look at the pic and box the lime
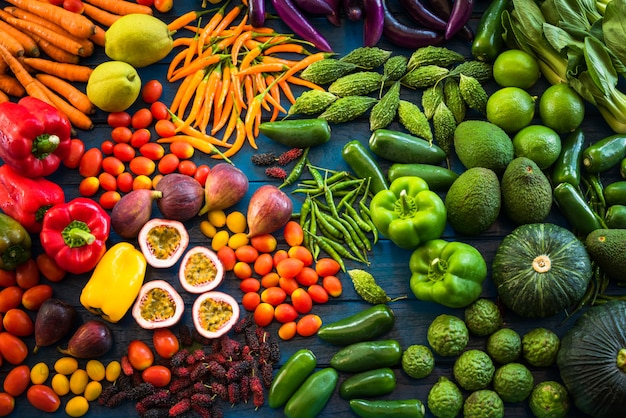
[427,376,463,418]
[539,83,585,134]
[493,363,534,403]
[493,49,541,89]
[402,345,435,379]
[522,328,560,367]
[464,298,503,336]
[427,314,469,357]
[486,87,536,134]
[528,381,570,418]
[487,328,522,364]
[464,390,504,418]
[512,125,562,169]
[453,349,495,391]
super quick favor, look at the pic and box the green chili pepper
[0,213,32,271]
[604,181,626,206]
[318,304,395,345]
[343,204,372,232]
[349,398,425,418]
[582,134,626,173]
[339,367,397,399]
[342,140,389,194]
[554,182,604,237]
[551,128,585,187]
[311,201,342,239]
[606,205,626,228]
[359,201,378,244]
[283,368,338,418]
[387,163,459,191]
[621,158,626,178]
[342,212,372,252]
[307,163,325,189]
[259,118,331,148]
[268,349,317,409]
[330,339,402,372]
[471,0,510,62]
[280,148,310,189]
[299,196,312,230]
[368,129,446,164]
[318,233,363,263]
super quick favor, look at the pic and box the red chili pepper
[0,165,65,233]
[0,97,71,177]
[39,198,110,275]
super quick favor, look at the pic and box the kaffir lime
[463,389,504,418]
[427,376,463,418]
[464,298,503,336]
[493,363,534,403]
[453,349,495,391]
[487,328,522,364]
[522,327,561,367]
[402,344,435,379]
[427,314,469,357]
[528,381,570,418]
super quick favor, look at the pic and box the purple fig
[33,298,79,353]
[198,163,249,215]
[58,320,112,358]
[246,185,293,238]
[155,173,204,222]
[111,189,162,238]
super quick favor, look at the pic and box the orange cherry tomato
[3,364,30,396]
[261,287,286,306]
[102,156,125,176]
[113,142,136,162]
[315,258,341,278]
[250,234,277,253]
[291,288,313,314]
[0,393,14,417]
[296,314,322,337]
[154,0,173,13]
[26,385,60,413]
[295,266,319,287]
[283,220,304,247]
[141,80,163,103]
[152,329,179,359]
[111,126,132,143]
[155,119,176,138]
[278,322,297,341]
[36,253,66,282]
[117,172,134,193]
[276,257,304,279]
[139,143,165,161]
[287,246,313,266]
[177,160,197,177]
[322,275,343,297]
[129,156,156,176]
[141,365,171,387]
[2,309,34,337]
[100,190,122,210]
[131,108,153,130]
[78,148,103,178]
[241,292,261,311]
[78,177,100,197]
[194,164,211,185]
[21,284,53,311]
[62,138,85,169]
[274,303,298,324]
[307,284,329,304]
[0,287,24,314]
[127,340,154,371]
[15,258,40,289]
[169,141,194,160]
[130,128,152,148]
[0,332,28,365]
[150,101,169,121]
[98,172,117,192]
[253,303,274,327]
[157,153,179,175]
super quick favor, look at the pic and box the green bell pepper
[369,176,446,249]
[409,239,487,308]
[0,213,32,271]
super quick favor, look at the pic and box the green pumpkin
[492,223,592,318]
[557,300,626,418]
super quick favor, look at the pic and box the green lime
[463,390,504,418]
[487,87,536,134]
[464,298,503,336]
[522,328,560,367]
[487,328,522,364]
[493,363,534,403]
[427,376,463,418]
[512,125,562,169]
[539,83,585,134]
[427,314,469,357]
[528,381,570,418]
[402,345,435,379]
[493,49,541,89]
[453,349,495,391]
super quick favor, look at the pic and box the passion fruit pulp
[138,218,189,268]
[132,280,184,329]
[179,246,224,294]
[192,291,240,339]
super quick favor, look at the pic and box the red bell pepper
[0,96,71,177]
[0,165,65,233]
[40,198,111,275]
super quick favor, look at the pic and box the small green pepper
[606,205,626,228]
[268,349,317,409]
[339,367,397,400]
[471,0,510,62]
[284,368,338,418]
[582,134,626,173]
[387,163,459,191]
[349,398,425,418]
[258,118,331,148]
[551,127,585,187]
[604,181,626,206]
[409,239,487,308]
[318,304,395,345]
[0,213,32,271]
[369,176,446,249]
[330,339,402,372]
[342,140,388,194]
[554,182,604,237]
[368,129,446,164]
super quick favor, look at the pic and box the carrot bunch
[162,2,329,160]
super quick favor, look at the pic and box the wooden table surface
[1,0,621,416]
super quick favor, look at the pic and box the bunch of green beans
[291,162,378,271]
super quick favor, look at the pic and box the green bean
[305,231,346,272]
[280,148,310,189]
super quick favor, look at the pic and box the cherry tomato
[295,266,319,287]
[127,340,154,371]
[307,284,329,304]
[130,156,156,176]
[152,329,179,359]
[0,287,24,313]
[107,111,131,128]
[141,80,163,103]
[250,234,277,253]
[315,258,341,278]
[155,119,176,138]
[287,246,313,266]
[141,365,171,387]
[100,140,115,155]
[242,292,261,312]
[78,177,100,197]
[240,278,261,294]
[113,142,136,162]
[150,101,169,121]
[178,160,197,176]
[157,153,179,175]
[130,128,152,148]
[139,143,165,161]
[35,253,66,283]
[0,271,16,288]
[296,314,322,337]
[253,303,274,327]
[102,156,125,176]
[283,221,304,247]
[194,164,211,185]
[63,0,83,13]
[0,332,28,365]
[0,393,14,417]
[62,138,85,169]
[274,303,298,323]
[100,190,122,210]
[117,172,134,193]
[111,126,132,143]
[98,172,117,192]
[131,108,153,130]
[21,284,53,311]
[322,275,343,297]
[261,287,286,306]
[27,385,60,413]
[278,322,297,341]
[169,141,195,159]
[132,175,153,190]
[276,257,304,279]
[2,309,34,337]
[291,288,313,314]
[3,364,30,396]
[154,0,173,13]
[78,148,103,178]
[15,258,40,289]
[136,0,154,5]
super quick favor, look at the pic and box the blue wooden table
[0,0,621,416]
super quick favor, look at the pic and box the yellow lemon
[86,61,141,112]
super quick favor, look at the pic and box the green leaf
[603,0,626,70]
[584,36,618,95]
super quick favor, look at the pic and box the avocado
[445,167,501,235]
[501,157,552,225]
[585,229,626,282]
[454,120,514,175]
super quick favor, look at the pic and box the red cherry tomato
[3,364,30,397]
[127,340,154,371]
[141,80,163,103]
[2,309,34,337]
[26,385,60,413]
[107,112,131,128]
[62,138,85,169]
[36,253,66,283]
[78,148,103,178]
[15,258,40,289]
[141,365,171,387]
[21,284,53,311]
[150,101,169,121]
[62,0,84,13]
[131,108,153,130]
[0,393,15,417]
[0,332,28,365]
[152,329,179,359]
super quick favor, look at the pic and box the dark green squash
[557,300,626,418]
[492,223,592,318]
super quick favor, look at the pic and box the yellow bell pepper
[80,242,147,323]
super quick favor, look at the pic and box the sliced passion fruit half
[192,291,240,339]
[179,246,224,294]
[138,218,189,268]
[132,280,184,329]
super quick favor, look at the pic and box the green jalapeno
[342,140,389,194]
[330,339,402,372]
[368,129,446,164]
[259,118,331,148]
[551,128,585,187]
[554,182,604,237]
[318,304,395,345]
[387,163,459,190]
[604,181,626,206]
[606,205,626,228]
[283,368,338,418]
[268,349,317,409]
[582,134,626,173]
[339,367,397,400]
[349,398,426,418]
[471,0,510,62]
[621,157,626,178]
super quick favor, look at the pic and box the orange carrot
[0,74,26,97]
[33,79,93,131]
[24,30,80,64]
[35,73,95,115]
[5,14,88,57]
[22,58,93,82]
[89,24,106,47]
[0,90,9,103]
[0,28,25,57]
[0,44,51,104]
[81,2,121,27]
[4,0,96,38]
[0,19,38,57]
[82,0,152,16]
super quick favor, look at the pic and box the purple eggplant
[294,0,334,15]
[399,0,446,30]
[427,0,451,18]
[271,0,333,51]
[382,0,444,49]
[322,0,342,26]
[342,0,363,21]
[362,0,384,46]
[248,0,266,27]
[444,0,474,39]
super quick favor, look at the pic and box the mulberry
[136,390,171,410]
[190,393,214,407]
[260,361,274,389]
[120,355,135,376]
[191,404,212,418]
[251,152,277,166]
[219,336,241,359]
[143,408,170,418]
[169,376,192,392]
[210,382,228,401]
[169,398,191,417]
[98,384,121,406]
[277,148,303,166]
[207,360,227,380]
[226,360,252,382]
[104,391,127,408]
[210,403,224,418]
[126,382,155,401]
[239,375,250,403]
[190,363,208,381]
[228,382,241,405]
[265,166,288,180]
[234,315,253,333]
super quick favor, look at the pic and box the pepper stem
[1,245,30,271]
[62,220,96,248]
[32,134,60,159]
[395,189,417,219]
[428,257,447,282]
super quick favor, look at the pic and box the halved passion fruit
[192,291,240,339]
[132,280,184,329]
[138,218,189,268]
[179,246,224,294]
